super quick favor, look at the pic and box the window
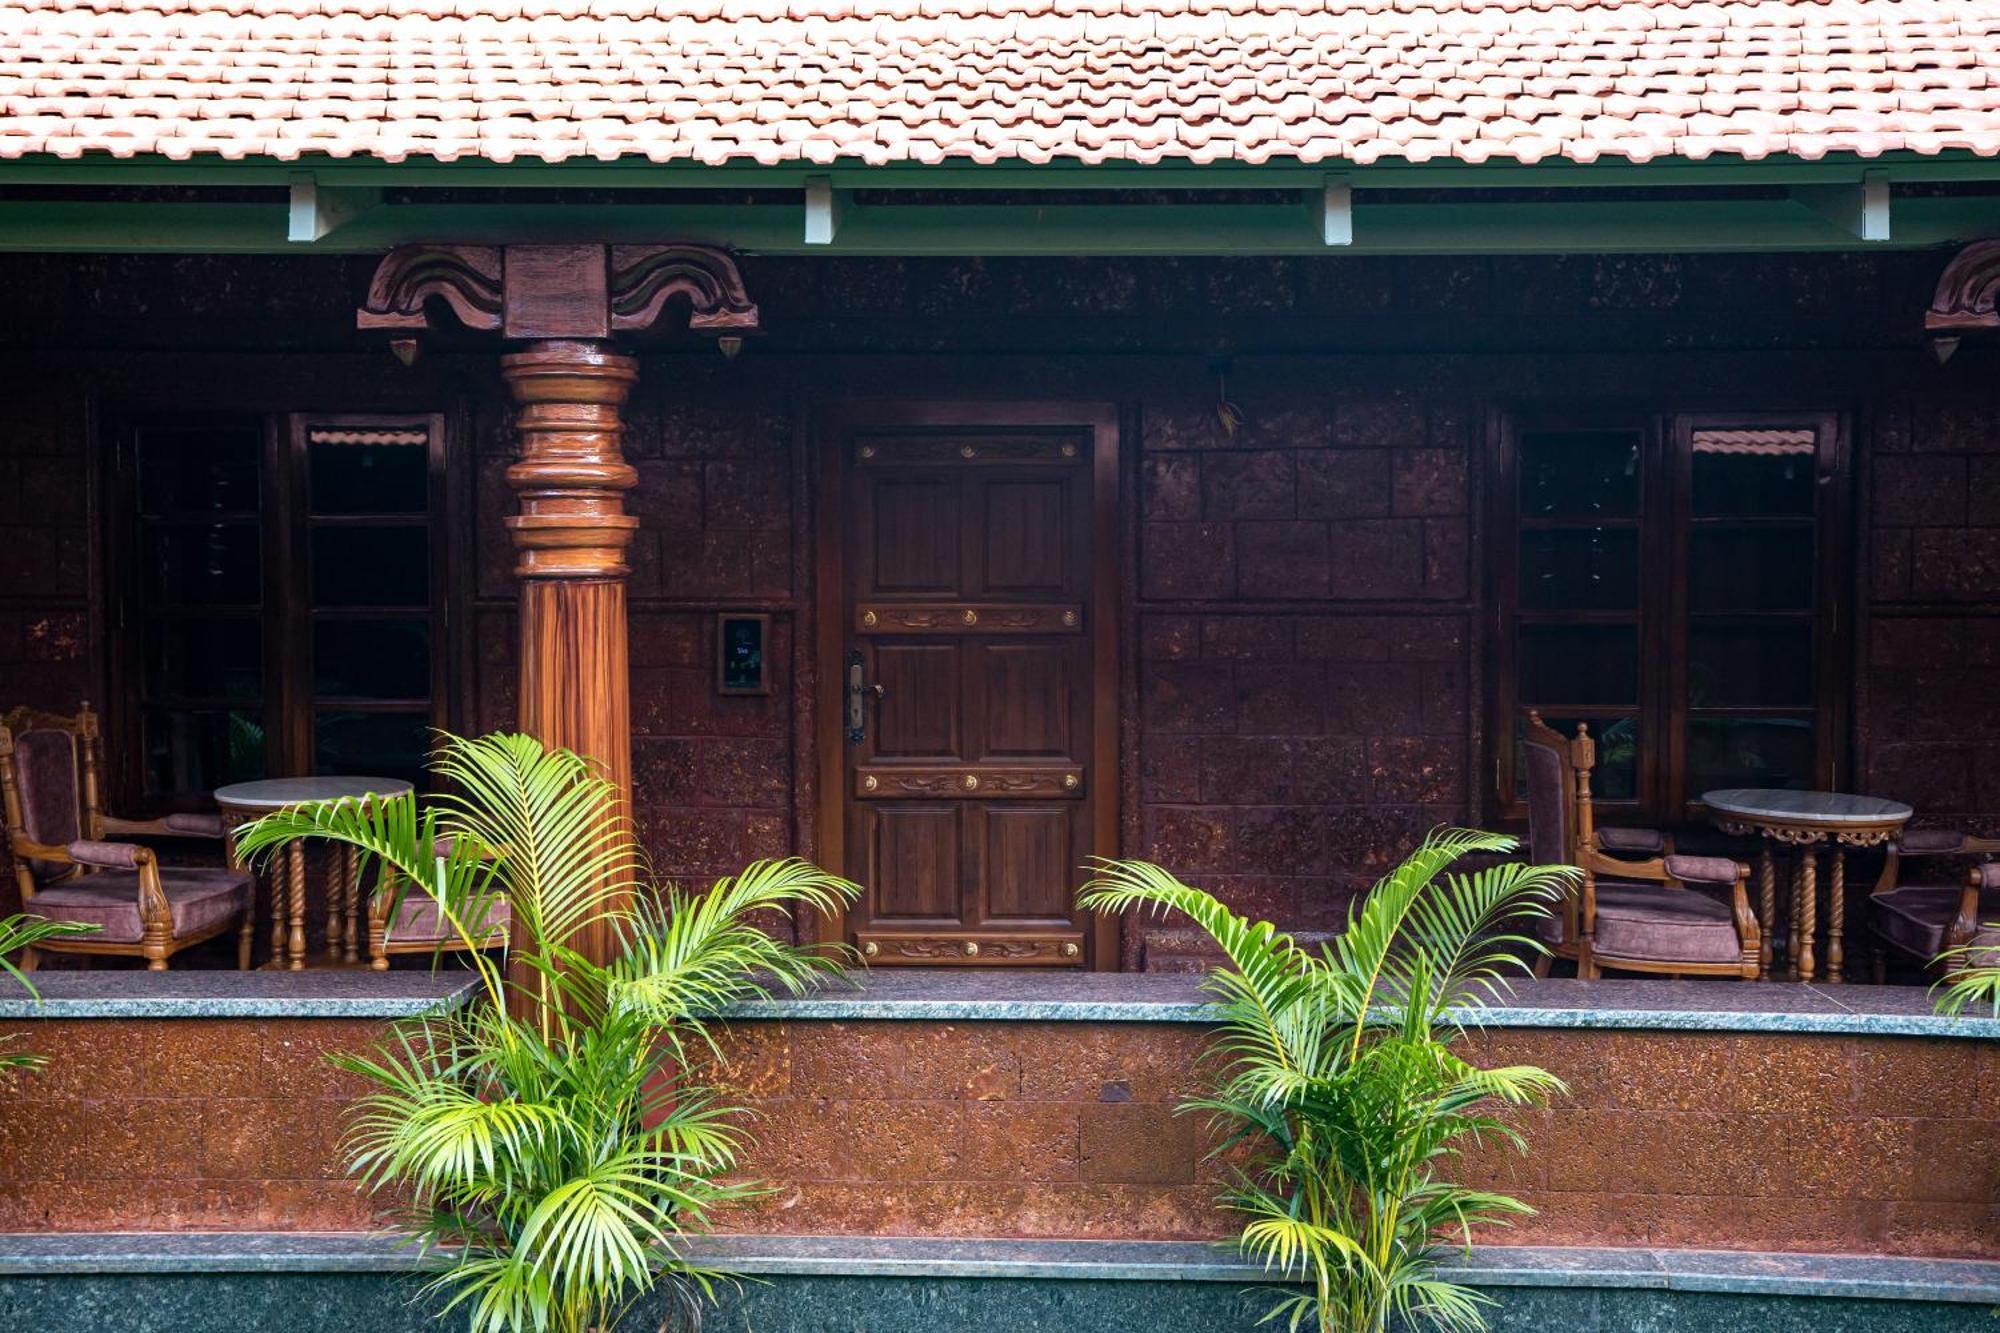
[1492,410,1845,825]
[110,413,449,809]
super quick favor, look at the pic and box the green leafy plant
[1933,940,2000,1017]
[233,731,857,1333]
[1079,828,1577,1333]
[0,913,101,1079]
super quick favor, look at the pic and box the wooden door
[818,403,1119,967]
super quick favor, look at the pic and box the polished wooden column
[358,243,759,974]
[503,340,641,966]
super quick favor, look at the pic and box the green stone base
[1,1271,1992,1333]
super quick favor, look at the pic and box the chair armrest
[102,812,226,839]
[65,839,152,871]
[1948,864,2000,951]
[1663,853,1743,888]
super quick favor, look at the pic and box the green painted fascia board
[4,149,2000,191]
[4,194,2000,255]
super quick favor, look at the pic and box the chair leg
[1871,946,1888,986]
[1532,952,1553,980]
[238,911,255,971]
[18,947,38,973]
[144,948,168,972]
[1577,944,1599,981]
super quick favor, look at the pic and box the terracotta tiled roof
[2,0,1997,166]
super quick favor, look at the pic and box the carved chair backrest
[0,704,106,895]
[1521,712,1603,947]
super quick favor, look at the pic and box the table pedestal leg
[1757,846,1777,980]
[286,840,307,972]
[324,844,342,962]
[1826,848,1846,984]
[1797,846,1819,983]
[343,846,361,965]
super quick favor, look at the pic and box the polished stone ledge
[721,971,2000,1039]
[0,971,480,1019]
[5,1234,1998,1305]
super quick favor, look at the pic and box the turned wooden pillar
[505,341,641,963]
[358,243,759,969]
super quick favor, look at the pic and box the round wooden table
[214,777,414,970]
[1702,788,1912,984]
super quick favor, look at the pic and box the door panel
[831,408,1115,967]
[982,806,1074,920]
[872,644,960,758]
[979,642,1074,758]
[869,806,961,919]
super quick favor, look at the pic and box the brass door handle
[846,652,885,743]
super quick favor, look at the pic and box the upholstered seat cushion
[383,893,511,946]
[1591,881,1742,964]
[1597,826,1665,855]
[29,868,251,944]
[1872,888,2000,963]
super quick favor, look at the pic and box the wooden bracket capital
[357,241,759,343]
[1926,238,2000,337]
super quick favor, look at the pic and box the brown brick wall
[2,1013,1992,1257]
[716,1019,2000,1258]
[0,1018,379,1232]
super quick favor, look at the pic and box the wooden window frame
[1486,405,1850,829]
[105,409,459,813]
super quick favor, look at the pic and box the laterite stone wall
[715,1020,2000,1259]
[0,1019,375,1232]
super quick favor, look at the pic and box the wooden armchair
[364,836,510,970]
[1522,712,1759,980]
[1867,831,2000,979]
[0,704,253,970]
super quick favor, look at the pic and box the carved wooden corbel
[1925,239,2000,362]
[357,242,758,342]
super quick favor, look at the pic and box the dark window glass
[1518,430,1641,518]
[1688,527,1814,612]
[138,426,260,514]
[144,620,261,701]
[1691,437,1816,517]
[309,441,428,515]
[313,711,432,789]
[310,527,429,607]
[143,524,261,606]
[314,619,431,700]
[1686,716,1816,797]
[143,709,265,794]
[1519,528,1640,611]
[1688,623,1815,708]
[1515,714,1640,802]
[1519,625,1638,707]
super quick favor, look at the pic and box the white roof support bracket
[1317,175,1354,247]
[1791,168,1890,242]
[804,175,846,246]
[288,172,382,243]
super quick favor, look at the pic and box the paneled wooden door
[816,403,1121,968]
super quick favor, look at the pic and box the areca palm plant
[1079,828,1577,1333]
[232,731,857,1333]
[0,913,101,1081]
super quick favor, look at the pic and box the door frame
[811,399,1124,969]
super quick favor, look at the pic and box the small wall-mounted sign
[716,612,771,695]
